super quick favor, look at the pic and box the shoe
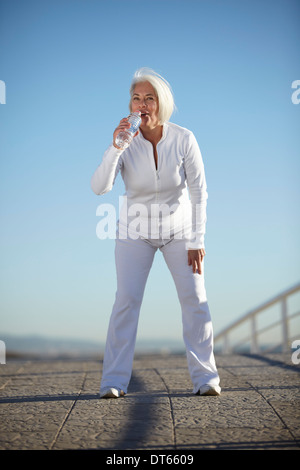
[198,384,221,396]
[99,387,125,398]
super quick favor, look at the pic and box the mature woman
[91,68,221,398]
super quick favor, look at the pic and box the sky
[0,0,299,353]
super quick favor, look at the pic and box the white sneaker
[99,387,125,398]
[198,384,221,396]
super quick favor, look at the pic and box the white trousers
[100,236,220,394]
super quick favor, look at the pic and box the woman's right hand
[113,117,139,149]
[113,118,130,148]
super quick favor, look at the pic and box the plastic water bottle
[114,111,142,149]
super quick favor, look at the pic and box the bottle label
[128,113,141,134]
[129,124,139,133]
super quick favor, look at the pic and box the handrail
[214,282,300,354]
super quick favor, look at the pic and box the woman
[91,68,221,398]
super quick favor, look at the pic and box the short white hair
[129,68,175,124]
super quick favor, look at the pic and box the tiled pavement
[0,353,299,450]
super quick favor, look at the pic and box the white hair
[129,68,175,124]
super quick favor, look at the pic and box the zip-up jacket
[91,122,208,249]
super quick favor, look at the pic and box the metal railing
[214,282,300,354]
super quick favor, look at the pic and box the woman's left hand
[188,249,205,275]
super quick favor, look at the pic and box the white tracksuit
[91,121,220,394]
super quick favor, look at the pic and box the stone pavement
[0,353,299,451]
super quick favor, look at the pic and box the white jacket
[91,122,208,249]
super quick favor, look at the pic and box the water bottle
[114,112,142,149]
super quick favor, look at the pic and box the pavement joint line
[49,372,87,450]
[221,357,293,433]
[218,354,300,447]
[0,364,26,391]
[247,381,299,445]
[1,354,299,450]
[153,368,177,449]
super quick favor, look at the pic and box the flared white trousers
[100,236,220,394]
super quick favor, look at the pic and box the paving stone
[0,353,299,450]
[175,426,298,450]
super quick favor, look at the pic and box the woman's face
[131,81,160,130]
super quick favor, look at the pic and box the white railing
[214,282,300,354]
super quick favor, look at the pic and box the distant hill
[1,333,104,359]
[1,333,185,359]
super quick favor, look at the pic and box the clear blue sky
[1,0,299,350]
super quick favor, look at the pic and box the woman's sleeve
[184,132,208,250]
[91,144,124,195]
